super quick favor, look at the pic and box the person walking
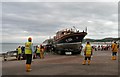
[25,37,34,72]
[17,46,22,60]
[82,42,93,65]
[111,41,118,60]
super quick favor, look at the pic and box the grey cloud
[1,0,119,2]
[2,2,118,43]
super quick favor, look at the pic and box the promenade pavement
[1,50,118,75]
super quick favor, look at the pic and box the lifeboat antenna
[85,27,87,32]
[73,26,77,31]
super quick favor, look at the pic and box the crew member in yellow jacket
[17,46,22,60]
[111,41,118,60]
[25,37,34,72]
[36,46,40,58]
[82,42,93,65]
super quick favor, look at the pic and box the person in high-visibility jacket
[25,37,34,72]
[111,41,118,60]
[36,46,40,58]
[40,45,44,59]
[17,46,22,60]
[82,42,93,65]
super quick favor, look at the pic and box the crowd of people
[33,45,45,59]
[92,44,112,51]
[16,37,119,72]
[16,44,45,61]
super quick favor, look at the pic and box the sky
[1,1,119,43]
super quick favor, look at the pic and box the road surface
[1,50,118,76]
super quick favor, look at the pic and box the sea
[0,42,110,53]
[0,43,40,53]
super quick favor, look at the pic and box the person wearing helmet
[111,41,118,60]
[82,42,93,65]
[25,37,34,72]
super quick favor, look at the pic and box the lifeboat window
[66,38,73,42]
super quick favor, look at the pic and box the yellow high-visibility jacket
[85,44,92,55]
[112,43,118,52]
[36,47,40,53]
[25,42,32,54]
[18,48,22,54]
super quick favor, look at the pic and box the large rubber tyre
[58,51,62,55]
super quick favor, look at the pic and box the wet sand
[1,50,118,75]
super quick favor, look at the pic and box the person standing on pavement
[25,37,34,72]
[40,45,44,59]
[82,42,93,65]
[33,46,38,59]
[36,46,40,58]
[111,41,118,60]
[17,46,22,60]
